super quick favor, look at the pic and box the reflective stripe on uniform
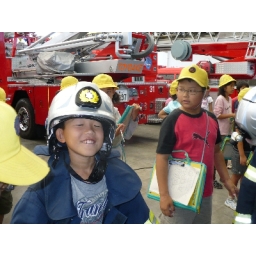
[244,164,256,183]
[233,211,252,224]
[144,210,160,224]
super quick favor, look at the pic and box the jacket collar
[44,150,141,221]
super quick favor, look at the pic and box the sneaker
[224,197,237,210]
[213,180,223,189]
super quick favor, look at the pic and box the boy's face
[56,118,104,158]
[177,80,204,114]
[100,87,115,99]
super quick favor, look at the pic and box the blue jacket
[11,150,149,224]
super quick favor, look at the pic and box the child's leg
[213,168,223,189]
[228,173,242,197]
[193,196,212,224]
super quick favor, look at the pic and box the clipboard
[147,150,207,213]
[112,105,134,148]
[117,105,134,126]
[220,136,232,160]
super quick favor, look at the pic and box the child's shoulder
[105,154,142,205]
[204,109,218,121]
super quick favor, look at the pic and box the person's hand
[131,103,141,121]
[223,179,239,199]
[115,123,125,137]
[240,155,247,166]
[160,194,175,217]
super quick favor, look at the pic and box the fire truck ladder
[245,34,256,60]
[153,32,256,52]
[18,32,155,60]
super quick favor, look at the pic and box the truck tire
[15,98,36,139]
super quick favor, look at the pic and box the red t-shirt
[157,108,221,197]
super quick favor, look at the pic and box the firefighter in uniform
[232,86,256,224]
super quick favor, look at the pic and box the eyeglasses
[177,88,204,95]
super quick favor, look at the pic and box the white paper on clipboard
[150,161,200,205]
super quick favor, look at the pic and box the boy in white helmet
[155,64,238,224]
[0,101,49,223]
[11,82,151,224]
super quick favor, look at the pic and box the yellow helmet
[176,64,208,88]
[92,74,118,89]
[238,87,250,102]
[0,87,6,101]
[60,76,78,91]
[169,79,178,96]
[219,74,236,88]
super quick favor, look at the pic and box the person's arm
[214,96,235,119]
[207,96,214,113]
[237,140,247,166]
[158,109,168,119]
[214,144,239,197]
[156,153,175,217]
[115,123,126,137]
[208,102,213,113]
[217,113,236,119]
[11,188,49,224]
[131,103,140,121]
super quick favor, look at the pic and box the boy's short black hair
[236,81,249,91]
[171,94,178,100]
[112,92,120,104]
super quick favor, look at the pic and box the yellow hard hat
[60,76,78,91]
[176,64,208,88]
[92,74,118,89]
[0,87,6,101]
[169,79,178,96]
[238,87,250,102]
[0,101,49,185]
[219,74,236,88]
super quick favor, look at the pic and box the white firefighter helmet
[235,86,256,144]
[47,81,116,156]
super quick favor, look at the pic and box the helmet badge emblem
[75,86,102,108]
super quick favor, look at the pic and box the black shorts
[0,190,13,215]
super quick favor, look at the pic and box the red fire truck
[0,32,170,139]
[154,32,256,101]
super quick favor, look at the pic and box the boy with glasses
[155,64,238,224]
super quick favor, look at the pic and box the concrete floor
[3,123,235,224]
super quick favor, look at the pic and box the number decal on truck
[116,89,129,102]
